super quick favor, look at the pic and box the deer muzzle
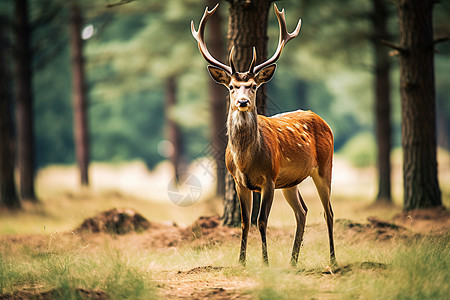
[236,99,250,111]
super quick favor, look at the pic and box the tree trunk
[70,3,90,186]
[14,0,37,201]
[397,0,441,210]
[223,0,271,227]
[223,172,242,227]
[165,76,184,182]
[0,21,20,209]
[372,0,392,203]
[207,0,227,197]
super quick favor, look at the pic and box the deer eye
[251,84,257,90]
[229,85,234,90]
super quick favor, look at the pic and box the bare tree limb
[106,0,136,8]
[380,39,407,53]
[433,35,450,45]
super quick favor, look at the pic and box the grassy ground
[0,158,449,299]
[0,216,448,299]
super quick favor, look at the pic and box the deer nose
[237,99,249,107]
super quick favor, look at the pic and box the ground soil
[1,207,448,299]
[392,206,450,234]
[76,208,151,234]
[158,266,255,300]
[0,288,108,300]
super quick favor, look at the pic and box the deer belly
[275,165,312,189]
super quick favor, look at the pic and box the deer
[191,3,336,267]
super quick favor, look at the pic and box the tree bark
[226,0,270,114]
[397,0,441,210]
[207,0,228,197]
[223,171,242,227]
[165,76,184,182]
[14,0,37,201]
[372,0,392,203]
[223,0,271,227]
[70,3,90,186]
[0,21,20,209]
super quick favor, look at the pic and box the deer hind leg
[236,183,252,266]
[282,186,307,266]
[258,180,275,265]
[311,170,336,266]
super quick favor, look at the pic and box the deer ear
[207,65,231,86]
[255,64,277,86]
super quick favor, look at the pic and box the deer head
[191,3,302,113]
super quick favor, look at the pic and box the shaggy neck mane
[227,109,260,155]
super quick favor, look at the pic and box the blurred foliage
[2,0,449,169]
[340,131,377,168]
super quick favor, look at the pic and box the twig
[380,39,407,53]
[433,36,450,45]
[106,0,136,8]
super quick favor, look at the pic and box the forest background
[1,1,449,298]
[0,0,449,208]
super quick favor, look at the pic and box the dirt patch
[180,216,240,248]
[336,217,410,241]
[160,284,252,300]
[321,261,387,275]
[76,208,151,234]
[75,213,239,249]
[99,215,241,250]
[392,206,450,234]
[187,287,246,300]
[337,207,450,241]
[159,266,255,300]
[180,265,225,275]
[0,288,107,300]
[192,216,221,229]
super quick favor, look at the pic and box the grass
[334,234,450,300]
[0,160,449,299]
[0,221,449,299]
[239,234,449,300]
[0,238,156,299]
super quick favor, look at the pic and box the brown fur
[224,76,336,266]
[226,110,334,191]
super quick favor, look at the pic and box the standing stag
[191,4,336,266]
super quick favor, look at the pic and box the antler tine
[191,4,232,74]
[252,4,302,74]
[248,47,257,73]
[229,46,237,74]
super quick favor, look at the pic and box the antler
[251,4,302,74]
[191,4,233,74]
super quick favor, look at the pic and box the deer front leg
[236,183,252,266]
[258,180,275,266]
